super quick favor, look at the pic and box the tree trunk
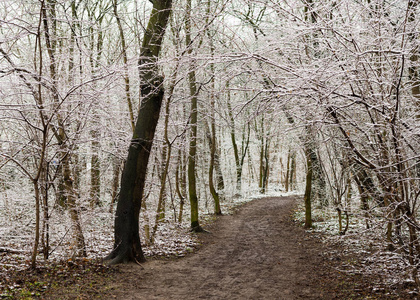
[185,0,202,232]
[290,152,296,190]
[214,147,225,193]
[31,180,41,268]
[41,163,50,260]
[175,151,185,223]
[208,118,221,214]
[407,0,420,179]
[262,137,270,193]
[141,199,151,245]
[62,152,86,257]
[354,174,370,229]
[110,157,122,213]
[90,136,101,207]
[226,85,242,193]
[285,150,290,192]
[258,121,265,193]
[304,148,313,229]
[105,0,172,265]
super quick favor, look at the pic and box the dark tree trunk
[285,150,290,192]
[105,0,172,265]
[290,152,296,190]
[304,148,313,229]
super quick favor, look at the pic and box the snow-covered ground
[294,203,418,294]
[0,185,294,268]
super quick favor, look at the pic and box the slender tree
[185,0,203,232]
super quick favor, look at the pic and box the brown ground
[44,196,361,299]
[112,196,335,299]
[4,196,413,299]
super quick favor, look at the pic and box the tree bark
[185,0,202,232]
[290,152,296,190]
[105,0,172,265]
[175,150,185,223]
[109,157,122,213]
[304,148,313,229]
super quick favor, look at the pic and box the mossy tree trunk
[105,0,172,265]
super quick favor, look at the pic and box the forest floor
[2,196,417,299]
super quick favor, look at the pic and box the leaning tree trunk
[105,0,172,265]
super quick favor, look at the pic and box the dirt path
[105,196,337,299]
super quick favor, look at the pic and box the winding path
[107,196,337,299]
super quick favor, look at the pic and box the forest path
[108,196,337,299]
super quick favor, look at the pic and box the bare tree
[105,0,172,264]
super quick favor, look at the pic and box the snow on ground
[293,202,417,294]
[2,184,414,296]
[2,185,417,296]
[0,186,293,269]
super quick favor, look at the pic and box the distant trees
[251,0,420,284]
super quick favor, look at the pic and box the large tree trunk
[105,0,172,265]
